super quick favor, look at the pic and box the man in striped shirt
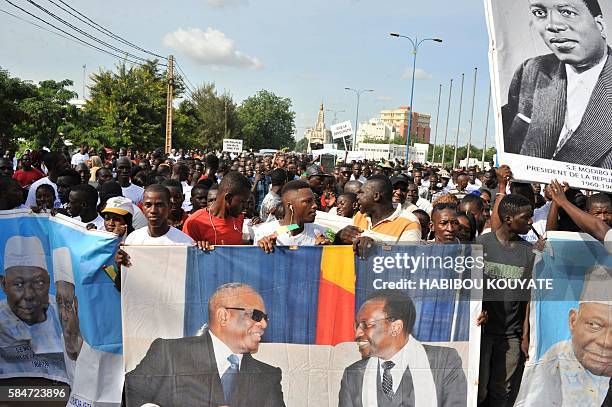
[336,175,421,258]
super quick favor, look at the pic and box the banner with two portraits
[121,244,483,407]
[486,0,612,192]
[0,210,122,406]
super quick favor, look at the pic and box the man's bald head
[344,180,362,195]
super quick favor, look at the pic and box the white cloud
[205,0,247,8]
[402,68,433,80]
[162,28,262,69]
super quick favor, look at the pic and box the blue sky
[0,0,494,148]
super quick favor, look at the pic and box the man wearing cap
[306,164,333,211]
[0,236,65,379]
[515,264,612,406]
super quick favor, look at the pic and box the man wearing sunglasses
[339,289,466,407]
[125,283,285,407]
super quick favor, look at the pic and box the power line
[2,0,149,67]
[174,59,197,92]
[23,0,165,66]
[48,0,164,59]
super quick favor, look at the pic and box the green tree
[294,137,309,152]
[236,90,296,151]
[75,60,175,151]
[0,68,37,151]
[13,79,78,150]
[175,83,238,150]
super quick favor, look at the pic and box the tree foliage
[0,68,77,151]
[173,83,238,150]
[236,90,296,151]
[73,60,173,151]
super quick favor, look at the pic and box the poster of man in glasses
[486,0,612,192]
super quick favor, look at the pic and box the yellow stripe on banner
[321,246,356,294]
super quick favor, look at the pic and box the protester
[336,175,421,258]
[0,178,24,210]
[183,172,250,245]
[75,163,91,186]
[95,167,113,189]
[35,184,56,210]
[429,203,460,243]
[255,180,330,252]
[71,144,89,167]
[12,154,44,188]
[25,151,70,208]
[56,169,82,207]
[161,179,188,230]
[189,183,210,214]
[116,157,144,205]
[260,168,287,221]
[336,192,358,219]
[478,194,535,407]
[412,209,430,241]
[68,184,105,230]
[0,157,14,180]
[101,196,134,241]
[97,181,148,230]
[124,184,193,245]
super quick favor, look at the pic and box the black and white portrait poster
[485,0,612,192]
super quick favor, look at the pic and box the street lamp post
[390,33,442,165]
[345,88,373,151]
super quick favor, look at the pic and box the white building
[356,118,396,146]
[357,143,406,161]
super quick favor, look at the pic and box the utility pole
[165,55,174,155]
[452,73,465,169]
[441,78,453,167]
[224,99,228,138]
[430,83,442,163]
[82,64,86,99]
[466,67,478,164]
[482,86,492,166]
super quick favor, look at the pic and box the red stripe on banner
[315,279,355,345]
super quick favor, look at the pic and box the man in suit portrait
[338,289,467,407]
[502,0,612,168]
[125,282,285,407]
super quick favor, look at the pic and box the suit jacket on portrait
[338,344,467,407]
[502,48,612,168]
[124,330,285,407]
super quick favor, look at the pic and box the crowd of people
[1,143,612,406]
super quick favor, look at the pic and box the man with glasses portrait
[125,282,285,407]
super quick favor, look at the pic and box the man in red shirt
[183,171,250,245]
[12,154,44,188]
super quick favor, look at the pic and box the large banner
[122,244,483,407]
[0,210,123,407]
[515,232,612,406]
[485,0,612,192]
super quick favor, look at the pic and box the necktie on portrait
[221,354,240,404]
[381,360,395,399]
[602,377,612,407]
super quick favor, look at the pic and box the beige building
[379,106,431,143]
[304,103,332,152]
[356,118,396,145]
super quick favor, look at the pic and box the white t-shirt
[71,152,89,166]
[605,228,612,254]
[131,203,148,229]
[125,226,194,245]
[75,214,106,231]
[252,219,328,246]
[122,183,144,205]
[520,202,550,242]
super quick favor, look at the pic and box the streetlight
[345,88,374,151]
[390,33,443,165]
[325,108,345,125]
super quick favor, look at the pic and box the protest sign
[122,244,482,406]
[485,0,612,192]
[515,232,612,406]
[331,121,354,140]
[222,138,244,153]
[0,210,122,406]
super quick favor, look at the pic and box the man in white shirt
[255,180,330,251]
[502,0,612,166]
[68,184,105,230]
[116,157,144,205]
[350,163,368,184]
[124,184,193,245]
[71,144,90,167]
